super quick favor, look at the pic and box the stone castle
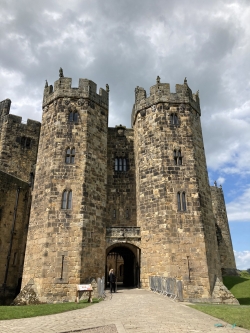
[0,69,237,305]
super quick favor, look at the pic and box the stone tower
[211,184,237,276]
[21,70,109,302]
[132,77,222,300]
[0,99,40,182]
[0,99,40,304]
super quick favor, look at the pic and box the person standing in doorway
[109,269,116,293]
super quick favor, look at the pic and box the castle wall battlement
[131,80,200,126]
[5,114,40,129]
[43,77,109,109]
[0,99,40,131]
[0,102,40,182]
[0,99,11,117]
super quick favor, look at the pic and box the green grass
[0,299,99,320]
[190,304,250,330]
[189,271,250,331]
[223,271,250,305]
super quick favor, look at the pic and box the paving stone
[0,289,249,333]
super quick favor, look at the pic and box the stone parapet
[43,76,109,109]
[131,79,200,126]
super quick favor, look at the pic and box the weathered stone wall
[0,171,30,304]
[106,126,137,227]
[188,88,222,294]
[210,185,237,275]
[133,78,221,300]
[22,75,108,303]
[0,99,41,183]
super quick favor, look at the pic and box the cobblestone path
[0,289,249,333]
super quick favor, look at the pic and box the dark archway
[106,244,140,288]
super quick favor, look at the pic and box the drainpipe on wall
[2,187,21,295]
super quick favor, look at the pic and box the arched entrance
[106,243,140,288]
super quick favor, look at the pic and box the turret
[21,69,109,303]
[133,77,222,301]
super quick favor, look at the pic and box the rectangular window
[119,158,123,171]
[123,159,127,171]
[177,192,181,211]
[67,191,72,209]
[115,158,118,171]
[182,192,186,211]
[62,191,67,209]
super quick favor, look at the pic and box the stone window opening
[62,190,72,209]
[65,147,75,164]
[115,157,128,172]
[123,158,127,171]
[170,113,178,125]
[177,191,187,211]
[113,209,116,218]
[119,158,123,171]
[174,149,182,165]
[68,111,78,122]
[125,209,129,219]
[182,192,186,211]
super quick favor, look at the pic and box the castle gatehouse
[0,69,238,304]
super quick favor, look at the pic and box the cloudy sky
[1,0,249,269]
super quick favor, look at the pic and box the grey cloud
[0,0,249,179]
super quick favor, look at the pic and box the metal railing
[149,276,183,301]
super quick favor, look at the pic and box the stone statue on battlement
[59,67,64,78]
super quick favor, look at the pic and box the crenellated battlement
[43,69,109,109]
[3,114,41,131]
[0,99,11,117]
[131,77,200,126]
[0,99,40,132]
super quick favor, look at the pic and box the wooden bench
[76,284,93,303]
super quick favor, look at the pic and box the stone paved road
[0,289,249,333]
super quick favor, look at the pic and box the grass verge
[189,271,250,331]
[0,299,99,320]
[189,304,250,330]
[223,270,250,305]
